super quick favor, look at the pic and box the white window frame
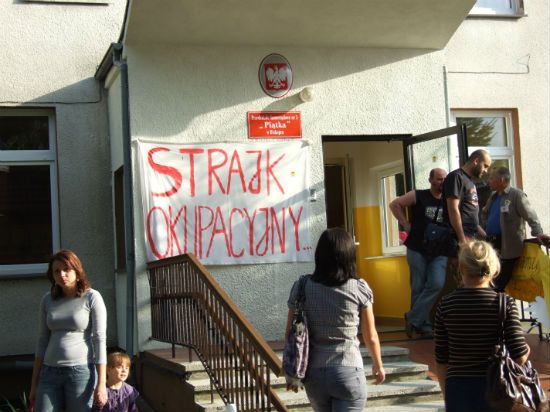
[452,110,516,185]
[374,161,406,256]
[469,0,525,17]
[0,109,60,278]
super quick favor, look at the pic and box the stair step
[275,346,410,361]
[197,396,445,412]
[276,379,441,409]
[190,360,429,397]
[366,400,445,411]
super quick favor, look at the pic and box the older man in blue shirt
[482,166,549,291]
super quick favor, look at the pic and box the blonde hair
[107,351,131,369]
[458,240,500,279]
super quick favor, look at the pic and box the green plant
[0,392,29,412]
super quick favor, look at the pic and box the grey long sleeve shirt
[482,186,544,259]
[35,288,107,366]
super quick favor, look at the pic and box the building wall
[0,0,126,355]
[445,0,550,230]
[123,44,448,346]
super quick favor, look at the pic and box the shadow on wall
[124,44,438,138]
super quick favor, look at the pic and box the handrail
[147,253,288,412]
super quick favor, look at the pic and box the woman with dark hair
[285,228,385,411]
[29,250,108,411]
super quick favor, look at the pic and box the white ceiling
[125,0,476,49]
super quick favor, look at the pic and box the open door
[403,124,468,191]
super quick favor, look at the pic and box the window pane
[0,165,52,264]
[382,172,405,248]
[470,0,518,15]
[0,116,49,150]
[458,117,508,147]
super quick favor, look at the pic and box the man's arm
[447,197,467,245]
[389,190,416,233]
[516,192,547,243]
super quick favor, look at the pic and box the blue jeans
[406,248,447,332]
[304,366,367,412]
[36,364,96,412]
[445,377,496,412]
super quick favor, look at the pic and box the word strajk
[147,147,286,197]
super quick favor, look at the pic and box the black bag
[485,293,549,412]
[423,201,458,257]
[282,275,310,387]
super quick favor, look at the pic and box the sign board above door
[247,111,302,139]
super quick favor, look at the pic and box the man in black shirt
[443,149,492,246]
[390,168,448,338]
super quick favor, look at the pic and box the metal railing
[147,254,288,412]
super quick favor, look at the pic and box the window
[469,0,524,16]
[0,110,59,277]
[377,162,406,255]
[453,109,518,210]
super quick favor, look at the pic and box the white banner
[137,141,313,265]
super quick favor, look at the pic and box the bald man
[390,168,448,338]
[443,149,492,246]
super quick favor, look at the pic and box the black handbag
[282,275,310,387]
[423,201,458,257]
[485,293,549,412]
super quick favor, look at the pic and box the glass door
[402,125,468,191]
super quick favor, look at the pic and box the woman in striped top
[434,240,530,412]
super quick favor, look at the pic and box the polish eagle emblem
[265,64,288,90]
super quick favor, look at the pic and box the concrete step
[276,379,441,409]
[197,398,445,412]
[185,345,412,383]
[274,346,411,363]
[366,400,445,411]
[190,360,429,400]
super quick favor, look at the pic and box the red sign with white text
[247,111,302,139]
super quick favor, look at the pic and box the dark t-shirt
[442,168,479,237]
[405,189,443,254]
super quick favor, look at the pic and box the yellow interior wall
[354,206,410,319]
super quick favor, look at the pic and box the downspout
[443,65,453,166]
[112,42,136,357]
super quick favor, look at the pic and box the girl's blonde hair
[108,351,131,368]
[458,240,501,279]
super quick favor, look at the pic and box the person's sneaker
[404,313,414,338]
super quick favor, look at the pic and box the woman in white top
[29,249,108,411]
[285,228,385,412]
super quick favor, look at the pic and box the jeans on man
[406,248,447,332]
[36,364,96,412]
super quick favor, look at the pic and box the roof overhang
[124,0,475,49]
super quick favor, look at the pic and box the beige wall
[445,0,550,230]
[0,1,126,355]
[121,44,448,346]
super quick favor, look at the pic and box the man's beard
[472,163,483,178]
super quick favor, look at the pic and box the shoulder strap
[496,292,507,345]
[297,275,310,304]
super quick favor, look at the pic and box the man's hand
[477,226,487,239]
[536,234,550,246]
